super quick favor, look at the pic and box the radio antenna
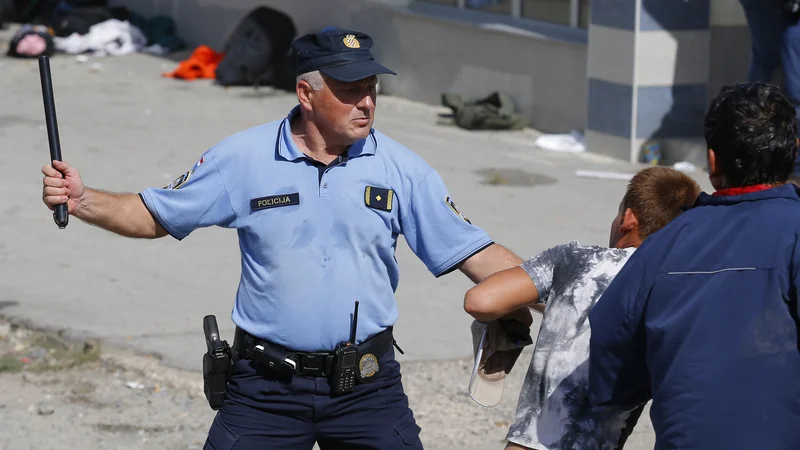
[350,301,359,344]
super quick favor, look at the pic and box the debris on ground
[535,131,586,153]
[673,161,697,173]
[0,323,101,374]
[574,169,635,181]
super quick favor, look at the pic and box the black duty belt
[233,326,398,378]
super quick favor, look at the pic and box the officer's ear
[297,81,314,111]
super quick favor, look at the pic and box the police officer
[41,28,523,449]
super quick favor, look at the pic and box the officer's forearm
[459,243,523,284]
[74,188,168,239]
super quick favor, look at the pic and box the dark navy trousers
[203,348,424,449]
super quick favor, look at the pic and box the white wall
[111,0,588,133]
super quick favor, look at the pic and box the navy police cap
[292,29,396,82]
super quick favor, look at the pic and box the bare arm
[464,266,541,321]
[76,189,167,239]
[42,160,167,239]
[458,243,523,283]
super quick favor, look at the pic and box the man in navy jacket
[588,82,800,450]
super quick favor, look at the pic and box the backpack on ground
[442,91,528,131]
[214,6,297,90]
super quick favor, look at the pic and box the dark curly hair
[704,82,798,187]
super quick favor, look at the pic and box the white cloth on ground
[53,19,147,57]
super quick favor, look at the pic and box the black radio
[330,301,360,395]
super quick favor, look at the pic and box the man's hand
[40,161,167,239]
[42,160,86,215]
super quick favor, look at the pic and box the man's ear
[707,148,726,189]
[620,207,639,235]
[707,148,717,176]
[296,81,314,112]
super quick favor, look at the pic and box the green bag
[442,91,527,131]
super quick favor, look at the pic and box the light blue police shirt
[140,106,493,352]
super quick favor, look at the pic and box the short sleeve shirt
[505,241,638,449]
[139,106,493,351]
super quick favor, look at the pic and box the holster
[203,339,233,410]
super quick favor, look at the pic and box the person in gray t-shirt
[464,167,701,450]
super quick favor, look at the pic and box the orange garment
[162,45,225,80]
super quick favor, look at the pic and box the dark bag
[51,5,115,36]
[442,91,528,131]
[214,6,297,89]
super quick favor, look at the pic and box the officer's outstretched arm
[458,243,522,284]
[42,160,167,239]
[76,188,168,239]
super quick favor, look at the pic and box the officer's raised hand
[39,159,167,239]
[41,160,85,214]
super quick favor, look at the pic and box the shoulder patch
[365,186,394,212]
[163,155,205,190]
[164,171,191,190]
[445,196,471,224]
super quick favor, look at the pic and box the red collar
[712,184,775,197]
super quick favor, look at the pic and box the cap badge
[343,34,361,49]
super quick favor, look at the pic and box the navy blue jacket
[588,184,800,450]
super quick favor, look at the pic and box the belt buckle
[301,352,330,376]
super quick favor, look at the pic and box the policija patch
[365,186,394,212]
[445,196,471,224]
[250,193,300,211]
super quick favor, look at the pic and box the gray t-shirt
[506,241,641,450]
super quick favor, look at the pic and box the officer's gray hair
[297,70,324,91]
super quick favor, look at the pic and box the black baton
[38,55,69,229]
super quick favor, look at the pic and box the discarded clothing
[163,45,225,80]
[535,131,586,153]
[51,4,122,37]
[442,91,527,131]
[16,1,132,37]
[6,24,55,58]
[53,18,146,56]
